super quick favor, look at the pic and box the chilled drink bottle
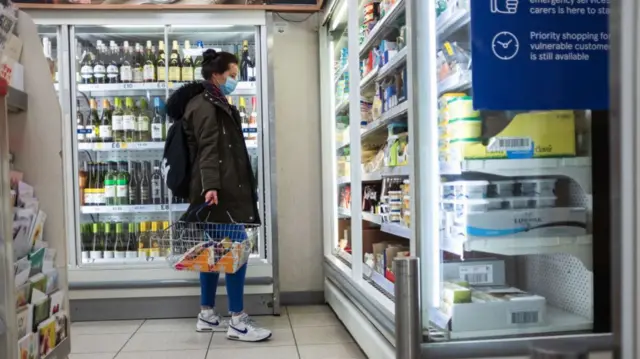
[194,41,204,81]
[151,98,164,142]
[120,41,133,83]
[116,161,130,205]
[181,40,194,82]
[93,41,106,84]
[114,222,126,258]
[123,97,137,142]
[90,222,102,260]
[76,99,86,143]
[99,99,113,142]
[138,222,149,258]
[169,40,181,82]
[88,98,100,142]
[156,41,166,82]
[128,161,140,205]
[137,98,151,142]
[151,160,163,205]
[143,40,156,82]
[126,222,138,258]
[112,98,124,142]
[104,161,117,206]
[103,222,115,259]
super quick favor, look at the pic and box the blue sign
[470,0,609,110]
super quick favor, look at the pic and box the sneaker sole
[196,324,228,333]
[226,332,272,342]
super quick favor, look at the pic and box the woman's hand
[205,190,219,206]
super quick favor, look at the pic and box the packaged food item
[448,117,482,140]
[489,180,516,198]
[507,196,557,209]
[517,178,557,196]
[443,198,505,213]
[441,180,489,199]
[443,281,472,304]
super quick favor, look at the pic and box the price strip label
[459,264,493,285]
[136,142,149,149]
[160,204,170,211]
[242,128,258,133]
[110,206,125,212]
[157,82,167,89]
[111,142,127,149]
[132,205,147,212]
[122,82,134,89]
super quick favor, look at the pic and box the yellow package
[450,110,576,160]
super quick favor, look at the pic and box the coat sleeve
[191,103,221,194]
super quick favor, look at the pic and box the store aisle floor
[68,305,366,359]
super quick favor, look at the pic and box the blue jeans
[200,224,248,313]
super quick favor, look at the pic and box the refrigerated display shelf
[337,176,350,185]
[335,63,348,84]
[78,141,165,151]
[338,166,409,185]
[456,156,592,193]
[377,46,408,80]
[81,203,189,214]
[364,262,394,298]
[338,207,351,217]
[362,172,382,181]
[438,70,472,95]
[381,222,411,239]
[381,165,410,177]
[82,256,167,265]
[362,212,382,225]
[57,81,257,95]
[361,101,409,139]
[428,305,592,340]
[441,234,593,270]
[360,67,379,90]
[436,7,471,43]
[359,0,406,57]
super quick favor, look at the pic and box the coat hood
[166,81,205,121]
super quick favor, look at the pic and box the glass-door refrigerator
[32,11,277,318]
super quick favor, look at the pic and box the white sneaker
[196,309,228,332]
[226,313,272,342]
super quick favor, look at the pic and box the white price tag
[122,82,134,89]
[459,264,493,285]
[156,82,166,89]
[111,206,124,212]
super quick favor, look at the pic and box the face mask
[221,76,238,95]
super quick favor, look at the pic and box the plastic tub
[518,179,557,196]
[452,180,490,199]
[507,196,557,209]
[448,117,482,140]
[489,180,517,198]
[444,198,505,213]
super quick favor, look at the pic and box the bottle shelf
[362,212,382,225]
[56,81,257,96]
[80,203,189,214]
[364,262,395,297]
[380,222,411,239]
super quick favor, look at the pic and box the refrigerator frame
[28,10,280,313]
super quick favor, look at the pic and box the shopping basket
[161,204,258,274]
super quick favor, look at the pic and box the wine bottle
[181,40,194,82]
[138,222,149,258]
[138,98,151,142]
[80,46,95,84]
[121,97,135,142]
[126,222,138,258]
[133,43,144,83]
[99,99,113,143]
[140,163,151,205]
[157,41,166,82]
[151,97,164,142]
[96,163,106,206]
[120,41,133,83]
[90,222,102,259]
[116,161,129,205]
[112,97,124,142]
[80,224,90,262]
[169,40,181,82]
[103,222,115,259]
[240,40,255,82]
[238,97,248,140]
[143,40,156,82]
[149,221,161,258]
[76,99,86,143]
[128,161,140,205]
[194,41,204,81]
[104,161,117,206]
[93,41,106,84]
[106,41,120,83]
[114,222,126,258]
[151,160,163,205]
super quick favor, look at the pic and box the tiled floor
[68,305,366,359]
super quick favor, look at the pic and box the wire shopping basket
[161,204,258,274]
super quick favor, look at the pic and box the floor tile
[206,346,299,359]
[250,314,293,330]
[71,333,131,354]
[208,328,295,348]
[121,331,212,351]
[69,354,116,359]
[289,312,341,328]
[138,318,195,333]
[293,326,355,345]
[71,320,143,335]
[116,350,207,359]
[286,305,333,315]
[298,343,366,359]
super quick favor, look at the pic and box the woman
[166,49,271,342]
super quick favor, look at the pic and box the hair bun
[202,49,218,63]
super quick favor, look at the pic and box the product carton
[450,110,576,160]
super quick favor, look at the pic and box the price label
[136,142,148,148]
[157,82,167,89]
[88,84,100,90]
[111,206,124,212]
[160,204,170,211]
[111,142,121,149]
[123,83,133,89]
[459,265,493,285]
[242,128,258,133]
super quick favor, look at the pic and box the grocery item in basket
[172,241,212,272]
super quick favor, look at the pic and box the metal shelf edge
[361,101,409,138]
[377,46,408,80]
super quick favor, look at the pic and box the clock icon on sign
[492,31,519,60]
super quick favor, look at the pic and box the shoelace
[237,314,258,329]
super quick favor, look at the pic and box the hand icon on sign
[491,0,518,14]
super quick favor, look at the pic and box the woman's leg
[196,271,226,332]
[225,263,247,313]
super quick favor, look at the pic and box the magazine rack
[0,10,70,359]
